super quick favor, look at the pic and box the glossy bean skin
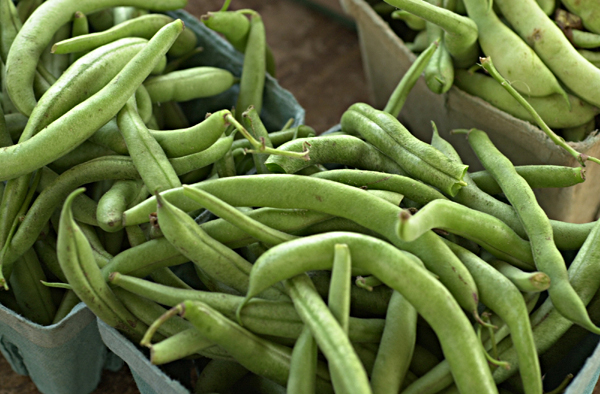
[97,180,144,232]
[53,13,197,56]
[0,20,184,181]
[4,0,187,116]
[454,70,598,128]
[123,175,480,314]
[487,258,550,292]
[265,135,408,176]
[240,232,497,394]
[462,129,600,334]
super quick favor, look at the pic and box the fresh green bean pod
[461,128,600,334]
[384,0,479,68]
[123,175,480,315]
[155,192,284,301]
[470,165,586,195]
[285,274,371,394]
[424,32,454,94]
[144,67,235,103]
[109,272,385,343]
[397,199,535,269]
[370,291,417,394]
[266,135,408,176]
[118,95,181,194]
[494,0,600,108]
[454,70,598,128]
[235,12,266,122]
[4,0,187,116]
[0,20,184,181]
[462,0,567,99]
[240,232,497,394]
[385,40,438,116]
[149,109,230,158]
[97,180,144,232]
[341,103,468,196]
[487,258,550,292]
[287,326,317,394]
[392,10,426,30]
[9,248,56,325]
[53,13,197,57]
[561,0,600,34]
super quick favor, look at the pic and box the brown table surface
[1,0,599,393]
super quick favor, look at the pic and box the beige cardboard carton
[341,0,600,223]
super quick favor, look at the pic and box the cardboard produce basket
[340,0,600,223]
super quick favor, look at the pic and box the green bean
[2,156,140,285]
[124,175,480,314]
[487,258,550,292]
[391,10,426,30]
[201,10,276,77]
[384,0,479,68]
[578,48,600,67]
[49,141,117,174]
[493,0,600,109]
[147,300,334,392]
[34,237,67,283]
[370,291,417,394]
[235,12,266,122]
[445,241,541,394]
[287,326,317,394]
[97,180,144,232]
[453,70,598,129]
[52,290,81,324]
[118,95,181,193]
[311,169,446,206]
[562,118,595,142]
[70,11,89,62]
[37,167,98,226]
[109,272,385,343]
[462,0,568,99]
[470,165,586,195]
[4,113,27,141]
[155,192,285,301]
[57,189,147,340]
[242,105,274,174]
[144,67,235,103]
[328,244,352,334]
[285,273,371,394]
[169,136,234,175]
[266,135,408,176]
[89,119,128,154]
[77,222,112,267]
[424,22,453,94]
[430,124,592,250]
[135,84,152,124]
[149,109,230,158]
[405,30,429,52]
[196,360,249,394]
[384,40,438,116]
[53,13,197,57]
[240,232,497,394]
[182,186,295,246]
[0,20,184,181]
[9,248,56,325]
[341,103,468,196]
[561,0,600,34]
[5,0,186,116]
[231,126,316,150]
[0,0,21,63]
[397,199,535,269]
[458,128,600,334]
[87,9,114,31]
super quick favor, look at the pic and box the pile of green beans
[369,0,600,142]
[2,1,600,394]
